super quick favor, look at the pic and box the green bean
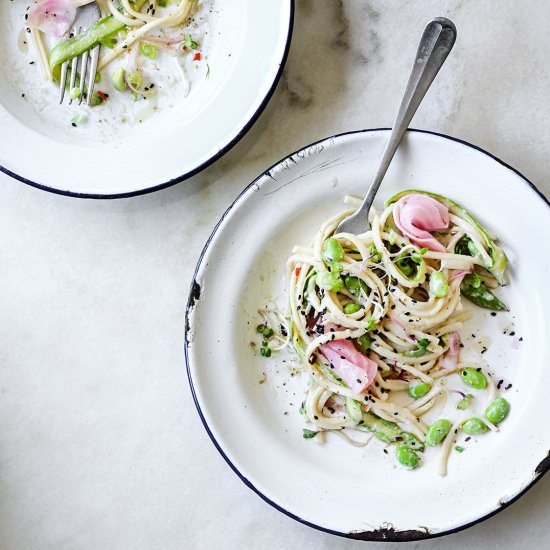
[462,417,488,435]
[344,275,368,297]
[361,412,423,451]
[425,419,452,447]
[460,273,507,311]
[408,381,431,399]
[343,303,361,314]
[322,237,345,264]
[429,271,449,298]
[460,367,487,389]
[395,444,421,469]
[49,16,125,77]
[485,397,510,424]
[316,271,344,292]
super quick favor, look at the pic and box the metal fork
[58,2,101,106]
[335,18,456,235]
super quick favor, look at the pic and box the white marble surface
[1,1,549,548]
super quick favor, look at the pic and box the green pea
[429,271,449,297]
[343,303,361,314]
[462,417,488,435]
[322,237,345,264]
[425,419,452,447]
[485,397,510,425]
[316,271,344,292]
[408,381,431,399]
[395,444,420,469]
[460,367,487,389]
[111,67,127,92]
[344,275,368,297]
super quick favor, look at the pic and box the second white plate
[0,0,293,197]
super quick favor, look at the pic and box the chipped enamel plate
[185,129,550,541]
[0,1,293,197]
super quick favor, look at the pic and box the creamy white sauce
[0,0,215,144]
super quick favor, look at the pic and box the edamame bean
[395,444,420,469]
[111,67,127,92]
[344,275,368,297]
[425,419,452,447]
[485,397,510,424]
[408,381,431,399]
[343,303,361,314]
[462,417,488,435]
[316,271,344,292]
[460,367,487,389]
[429,271,449,297]
[322,237,344,264]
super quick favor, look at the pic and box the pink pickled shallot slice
[439,331,461,369]
[389,317,417,342]
[320,339,378,393]
[393,194,450,252]
[28,0,94,38]
[450,269,470,282]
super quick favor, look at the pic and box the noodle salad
[256,190,511,476]
[26,0,205,106]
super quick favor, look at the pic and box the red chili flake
[295,267,301,277]
[193,52,202,61]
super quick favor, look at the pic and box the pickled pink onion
[393,194,449,252]
[439,331,461,369]
[320,339,378,393]
[28,0,87,37]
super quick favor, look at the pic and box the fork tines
[58,41,100,107]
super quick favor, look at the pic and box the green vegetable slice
[461,273,507,311]
[49,16,126,79]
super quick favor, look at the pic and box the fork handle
[361,18,457,213]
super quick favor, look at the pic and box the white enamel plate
[185,130,550,541]
[0,1,293,197]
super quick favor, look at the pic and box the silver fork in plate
[58,2,101,106]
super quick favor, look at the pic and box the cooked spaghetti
[257,190,511,475]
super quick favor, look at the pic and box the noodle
[260,191,511,476]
